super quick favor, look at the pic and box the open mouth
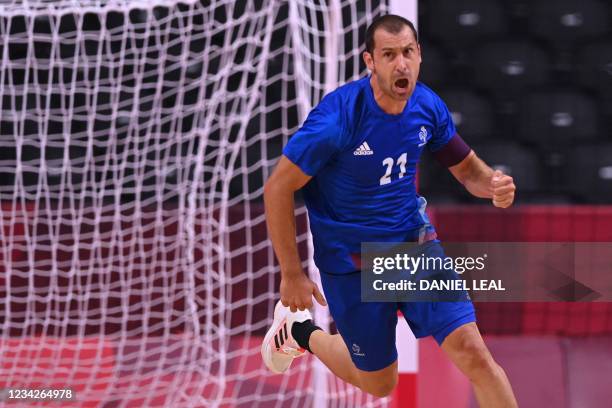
[394,78,409,90]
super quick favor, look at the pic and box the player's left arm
[448,150,516,208]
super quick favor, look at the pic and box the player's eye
[383,52,393,58]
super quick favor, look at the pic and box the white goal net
[0,0,390,406]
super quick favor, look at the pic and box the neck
[369,75,408,115]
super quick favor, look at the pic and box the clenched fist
[491,169,515,208]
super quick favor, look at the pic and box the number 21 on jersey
[380,153,407,185]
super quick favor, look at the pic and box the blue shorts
[320,244,476,372]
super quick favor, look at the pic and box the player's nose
[395,66,410,78]
[396,57,410,74]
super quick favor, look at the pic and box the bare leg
[441,322,518,408]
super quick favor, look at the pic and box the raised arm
[264,156,327,311]
[448,150,516,208]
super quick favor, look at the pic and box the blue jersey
[283,76,457,274]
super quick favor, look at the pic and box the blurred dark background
[418,0,612,204]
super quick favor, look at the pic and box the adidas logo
[353,141,374,156]
[274,321,289,351]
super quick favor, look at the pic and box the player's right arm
[264,156,327,312]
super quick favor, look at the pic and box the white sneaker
[261,300,312,374]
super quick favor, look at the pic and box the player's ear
[363,51,374,71]
[417,43,422,64]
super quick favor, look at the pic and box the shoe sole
[261,301,292,374]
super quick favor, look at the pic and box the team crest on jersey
[353,141,374,156]
[418,126,429,147]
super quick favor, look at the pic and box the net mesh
[0,0,390,406]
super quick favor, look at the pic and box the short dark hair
[365,14,419,54]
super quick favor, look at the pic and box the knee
[455,341,499,381]
[361,375,397,398]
